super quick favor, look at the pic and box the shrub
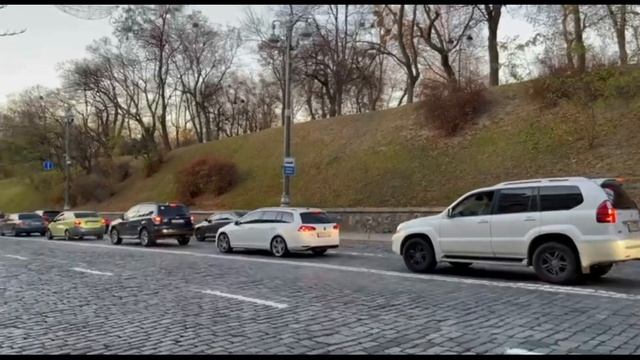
[71,174,114,205]
[421,80,488,137]
[143,151,164,178]
[175,156,239,205]
[113,160,131,182]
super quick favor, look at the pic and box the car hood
[396,214,442,232]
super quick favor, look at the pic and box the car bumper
[391,232,404,255]
[288,233,340,251]
[579,237,640,270]
[69,227,104,237]
[15,226,46,234]
[153,227,193,238]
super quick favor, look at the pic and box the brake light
[333,224,340,230]
[190,216,194,223]
[596,200,617,223]
[101,218,107,225]
[298,225,316,232]
[152,216,162,225]
[74,220,82,227]
[16,221,23,227]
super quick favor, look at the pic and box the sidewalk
[340,232,392,242]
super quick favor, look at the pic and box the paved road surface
[1,235,640,354]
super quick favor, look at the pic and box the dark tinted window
[539,186,583,211]
[278,212,294,223]
[158,205,188,217]
[43,211,60,219]
[601,181,637,209]
[74,212,99,218]
[451,191,495,217]
[19,213,41,220]
[496,188,537,214]
[300,212,333,224]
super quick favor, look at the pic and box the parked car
[109,202,194,247]
[0,213,47,236]
[45,211,106,240]
[215,207,340,257]
[392,177,640,285]
[194,211,247,242]
[34,210,62,225]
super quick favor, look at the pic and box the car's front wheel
[402,238,437,273]
[110,229,122,245]
[270,236,289,257]
[139,228,154,247]
[216,233,232,253]
[177,236,190,246]
[195,229,206,242]
[533,242,581,285]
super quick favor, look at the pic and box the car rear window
[601,181,638,209]
[159,205,189,217]
[539,186,584,211]
[75,212,99,218]
[19,213,41,220]
[300,212,333,224]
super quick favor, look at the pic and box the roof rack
[496,177,589,187]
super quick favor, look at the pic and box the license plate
[172,219,185,224]
[317,232,331,238]
[628,221,640,232]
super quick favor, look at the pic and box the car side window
[277,212,294,223]
[54,213,64,222]
[450,191,495,217]
[261,211,280,223]
[240,211,263,224]
[495,187,537,214]
[539,186,584,211]
[126,205,139,219]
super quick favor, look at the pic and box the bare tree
[477,5,502,86]
[0,6,26,37]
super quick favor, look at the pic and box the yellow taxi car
[45,211,106,240]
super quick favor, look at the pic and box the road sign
[283,157,295,176]
[43,160,54,171]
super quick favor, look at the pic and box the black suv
[109,202,193,247]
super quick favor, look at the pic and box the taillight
[596,200,617,223]
[298,225,316,232]
[101,218,107,225]
[190,216,194,223]
[333,224,340,230]
[16,221,23,227]
[74,220,82,227]
[152,216,162,225]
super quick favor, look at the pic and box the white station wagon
[392,177,640,284]
[216,207,340,257]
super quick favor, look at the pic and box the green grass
[3,67,640,212]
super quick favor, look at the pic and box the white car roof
[492,177,617,189]
[255,207,325,213]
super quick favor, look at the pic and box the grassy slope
[3,74,640,212]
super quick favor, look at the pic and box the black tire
[177,236,190,246]
[270,236,289,257]
[587,263,613,279]
[216,233,232,253]
[64,230,72,241]
[110,228,122,245]
[45,229,53,240]
[533,241,581,285]
[195,229,206,242]
[402,238,437,273]
[39,232,45,237]
[139,228,154,247]
[311,248,327,256]
[449,262,472,269]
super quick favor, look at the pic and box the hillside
[2,69,640,212]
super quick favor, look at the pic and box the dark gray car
[194,211,247,242]
[0,213,46,236]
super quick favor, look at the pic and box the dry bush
[71,174,113,205]
[175,156,239,205]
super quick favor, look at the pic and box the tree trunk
[441,53,457,92]
[616,27,628,65]
[562,6,575,71]
[571,5,586,73]
[486,5,502,87]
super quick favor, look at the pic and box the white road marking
[335,251,388,257]
[4,254,28,260]
[71,267,113,276]
[505,348,542,355]
[3,236,640,301]
[192,289,288,309]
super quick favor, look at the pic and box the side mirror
[447,208,453,218]
[206,219,213,223]
[120,214,125,220]
[234,220,241,226]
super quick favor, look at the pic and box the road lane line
[3,236,640,301]
[335,251,388,257]
[505,348,542,355]
[4,255,28,260]
[71,267,113,276]
[192,289,288,309]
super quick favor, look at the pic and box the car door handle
[524,217,536,222]
[477,219,489,224]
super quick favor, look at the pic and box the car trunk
[599,179,640,235]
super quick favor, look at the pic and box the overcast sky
[0,5,534,106]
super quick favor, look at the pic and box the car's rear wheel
[311,248,327,256]
[402,238,437,273]
[45,229,53,240]
[533,242,581,284]
[587,263,613,279]
[216,233,232,253]
[139,228,154,247]
[195,229,206,242]
[270,236,289,257]
[449,262,472,269]
[177,236,190,246]
[110,229,122,245]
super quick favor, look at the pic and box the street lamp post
[63,108,74,210]
[268,15,313,207]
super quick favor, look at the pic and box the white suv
[392,177,640,284]
[215,208,340,257]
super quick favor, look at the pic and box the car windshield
[74,212,99,218]
[300,212,333,224]
[18,213,41,220]
[159,205,189,217]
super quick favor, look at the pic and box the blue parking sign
[43,160,54,171]
[283,157,295,176]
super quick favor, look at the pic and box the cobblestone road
[2,235,640,354]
